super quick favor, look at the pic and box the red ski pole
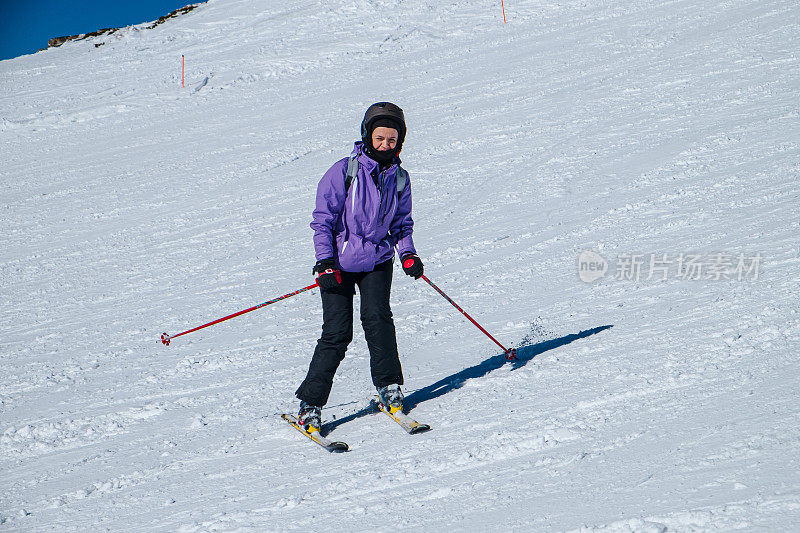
[161,282,319,345]
[417,272,517,360]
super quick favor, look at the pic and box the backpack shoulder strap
[345,155,358,192]
[346,156,407,197]
[396,166,408,196]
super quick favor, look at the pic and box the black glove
[313,258,342,290]
[401,253,424,279]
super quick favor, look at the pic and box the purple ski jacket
[311,142,416,272]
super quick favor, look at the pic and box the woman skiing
[294,102,424,432]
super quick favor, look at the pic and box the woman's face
[372,127,398,152]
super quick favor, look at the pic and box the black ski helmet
[361,102,407,152]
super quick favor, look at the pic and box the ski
[373,397,431,434]
[281,414,349,452]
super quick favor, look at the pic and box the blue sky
[0,1,199,61]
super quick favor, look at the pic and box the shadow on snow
[322,324,613,436]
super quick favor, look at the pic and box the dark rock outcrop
[46,3,204,50]
[48,28,118,49]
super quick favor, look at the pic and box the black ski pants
[295,259,403,407]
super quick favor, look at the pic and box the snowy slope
[2,0,799,530]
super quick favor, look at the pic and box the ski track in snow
[2,0,799,530]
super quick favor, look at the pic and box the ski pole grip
[403,257,415,269]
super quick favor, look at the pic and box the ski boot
[297,401,322,433]
[377,384,404,414]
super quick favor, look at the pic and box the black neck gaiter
[365,144,397,165]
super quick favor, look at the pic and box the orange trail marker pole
[501,0,507,23]
[181,55,185,88]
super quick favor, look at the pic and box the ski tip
[328,442,349,453]
[409,424,431,435]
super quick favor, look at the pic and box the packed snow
[2,0,799,530]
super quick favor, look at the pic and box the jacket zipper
[379,169,392,224]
